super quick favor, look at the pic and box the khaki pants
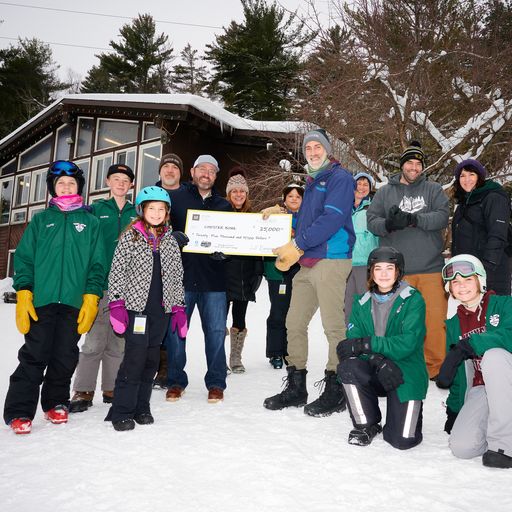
[405,272,447,378]
[286,259,352,372]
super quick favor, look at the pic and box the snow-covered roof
[0,93,306,150]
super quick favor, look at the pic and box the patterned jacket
[108,223,185,313]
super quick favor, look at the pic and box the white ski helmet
[441,254,487,293]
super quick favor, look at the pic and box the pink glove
[171,306,188,338]
[109,300,129,335]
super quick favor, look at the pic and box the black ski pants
[265,279,293,358]
[4,304,80,424]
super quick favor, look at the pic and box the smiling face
[400,159,423,185]
[106,173,133,199]
[459,169,479,193]
[305,141,328,170]
[355,177,371,202]
[142,201,168,227]
[449,274,481,304]
[284,189,303,212]
[160,162,181,190]
[54,176,78,197]
[191,163,217,193]
[229,187,247,209]
[372,262,399,293]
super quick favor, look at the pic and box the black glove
[336,337,372,360]
[368,353,404,392]
[444,407,458,435]
[171,231,189,249]
[385,205,410,232]
[436,339,475,389]
[408,213,418,227]
[337,357,371,386]
[210,251,227,261]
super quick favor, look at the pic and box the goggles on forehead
[441,260,478,281]
[50,160,80,176]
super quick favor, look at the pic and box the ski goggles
[49,160,80,176]
[441,261,478,281]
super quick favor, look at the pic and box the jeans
[167,291,228,391]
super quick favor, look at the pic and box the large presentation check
[183,210,292,256]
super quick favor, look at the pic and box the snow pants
[265,278,293,358]
[4,304,80,424]
[72,291,124,393]
[404,272,447,379]
[449,348,512,459]
[340,357,423,450]
[106,309,169,422]
[286,259,352,372]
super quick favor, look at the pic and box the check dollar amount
[183,210,292,256]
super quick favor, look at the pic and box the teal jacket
[13,205,106,309]
[445,294,512,413]
[351,197,379,266]
[91,198,137,289]
[347,285,429,402]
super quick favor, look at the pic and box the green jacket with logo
[91,198,137,289]
[13,205,106,309]
[347,285,429,402]
[445,294,512,413]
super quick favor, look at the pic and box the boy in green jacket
[70,164,136,412]
[437,254,512,469]
[337,247,428,449]
[4,160,105,434]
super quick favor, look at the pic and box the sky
[0,0,334,81]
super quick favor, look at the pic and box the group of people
[3,128,512,469]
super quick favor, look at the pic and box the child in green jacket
[4,160,105,434]
[337,246,428,449]
[437,254,512,469]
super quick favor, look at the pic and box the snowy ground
[0,279,510,512]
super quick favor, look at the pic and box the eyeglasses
[441,261,477,281]
[50,160,80,176]
[194,166,216,176]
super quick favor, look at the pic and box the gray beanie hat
[302,129,332,159]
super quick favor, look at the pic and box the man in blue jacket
[165,155,232,403]
[264,129,355,417]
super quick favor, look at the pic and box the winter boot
[112,418,135,432]
[482,450,512,469]
[153,348,168,388]
[269,356,284,369]
[102,391,114,404]
[348,424,383,446]
[263,366,308,410]
[303,370,347,417]
[229,327,247,374]
[69,391,94,413]
[134,413,154,425]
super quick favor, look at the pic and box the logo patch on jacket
[73,222,86,232]
[399,196,426,213]
[489,314,500,327]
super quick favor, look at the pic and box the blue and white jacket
[295,161,356,259]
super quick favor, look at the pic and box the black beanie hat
[159,153,183,174]
[400,141,425,168]
[107,163,134,182]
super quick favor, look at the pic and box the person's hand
[273,240,303,271]
[108,300,129,335]
[171,231,189,249]
[261,204,285,220]
[77,294,100,334]
[336,337,372,360]
[368,353,404,391]
[436,339,475,389]
[171,305,188,338]
[385,205,410,232]
[210,251,227,261]
[15,290,38,334]
[444,407,458,434]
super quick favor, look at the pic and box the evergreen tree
[171,44,208,96]
[0,38,68,138]
[81,13,173,93]
[206,0,313,120]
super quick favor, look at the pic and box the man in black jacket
[165,155,232,403]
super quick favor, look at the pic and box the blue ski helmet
[135,186,171,215]
[46,160,85,197]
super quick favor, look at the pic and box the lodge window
[76,118,94,157]
[92,154,113,192]
[0,177,14,225]
[1,158,17,177]
[74,159,90,202]
[28,205,45,221]
[30,169,47,203]
[143,122,160,141]
[137,142,161,191]
[19,135,52,170]
[13,173,30,207]
[11,208,27,224]
[96,119,138,151]
[54,124,73,161]
[115,148,137,171]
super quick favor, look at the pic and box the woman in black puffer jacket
[451,158,511,295]
[224,168,263,373]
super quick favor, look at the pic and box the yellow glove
[273,240,304,272]
[16,290,38,335]
[77,294,100,334]
[261,204,285,220]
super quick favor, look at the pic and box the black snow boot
[263,366,308,410]
[482,450,512,469]
[348,424,382,446]
[303,370,346,417]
